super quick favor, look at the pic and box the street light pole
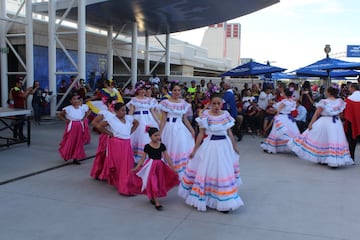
[324,44,331,87]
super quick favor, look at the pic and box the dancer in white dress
[127,81,159,163]
[159,84,195,176]
[261,88,300,153]
[288,86,354,167]
[178,94,244,212]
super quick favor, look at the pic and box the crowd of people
[9,73,360,213]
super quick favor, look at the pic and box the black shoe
[263,149,272,154]
[73,160,81,165]
[221,210,229,214]
[150,199,155,205]
[155,205,163,211]
[237,134,243,142]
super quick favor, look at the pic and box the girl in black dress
[132,127,179,210]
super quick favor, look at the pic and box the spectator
[31,80,46,125]
[300,81,315,122]
[124,84,136,97]
[10,78,32,139]
[295,100,307,133]
[242,89,255,112]
[223,81,242,141]
[244,99,261,135]
[187,80,196,99]
[200,79,207,93]
[149,72,161,90]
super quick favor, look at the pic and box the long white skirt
[261,114,300,153]
[161,117,194,177]
[287,116,353,167]
[178,134,244,211]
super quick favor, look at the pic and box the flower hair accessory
[101,97,107,104]
[109,100,116,112]
[331,83,340,90]
[145,125,151,133]
[135,80,146,92]
[212,85,220,93]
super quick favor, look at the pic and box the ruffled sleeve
[195,116,209,129]
[327,99,346,115]
[126,115,134,124]
[158,99,189,115]
[315,99,326,109]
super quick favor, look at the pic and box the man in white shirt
[258,86,273,111]
[295,100,307,133]
[258,86,273,134]
[149,72,161,89]
[344,83,360,162]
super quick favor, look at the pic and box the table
[0,108,32,147]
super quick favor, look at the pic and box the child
[90,97,116,180]
[101,102,139,194]
[159,84,195,177]
[178,94,244,213]
[80,98,91,144]
[127,81,159,163]
[132,127,179,210]
[58,93,90,164]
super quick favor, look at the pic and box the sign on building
[347,45,360,57]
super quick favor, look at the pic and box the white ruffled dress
[178,110,244,212]
[261,98,300,153]
[288,98,354,167]
[127,97,159,163]
[158,99,194,176]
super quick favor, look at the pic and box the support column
[131,22,138,86]
[77,0,86,80]
[48,0,57,116]
[144,34,150,75]
[165,33,170,77]
[0,0,8,107]
[25,0,34,108]
[107,25,113,80]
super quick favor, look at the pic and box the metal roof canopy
[33,0,279,35]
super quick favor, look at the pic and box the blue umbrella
[269,72,304,80]
[219,60,286,77]
[296,57,360,77]
[296,68,360,78]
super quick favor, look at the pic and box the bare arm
[132,151,147,171]
[21,87,33,98]
[227,128,239,154]
[162,150,175,170]
[91,114,112,136]
[91,114,104,129]
[82,109,91,121]
[159,111,167,134]
[57,110,69,123]
[182,114,195,138]
[276,103,285,115]
[131,119,139,134]
[150,108,160,125]
[128,104,135,115]
[190,128,205,158]
[308,107,323,130]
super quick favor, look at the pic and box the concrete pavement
[0,120,359,240]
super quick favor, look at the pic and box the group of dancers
[57,80,244,213]
[261,84,360,168]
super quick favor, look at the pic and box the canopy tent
[295,57,360,87]
[267,72,303,80]
[295,68,360,78]
[219,60,286,77]
[296,57,360,76]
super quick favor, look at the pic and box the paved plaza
[0,120,359,240]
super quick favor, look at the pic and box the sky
[171,0,360,72]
